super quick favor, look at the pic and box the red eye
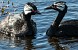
[31,10,41,14]
[54,5,57,8]
[32,10,36,12]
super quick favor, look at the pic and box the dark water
[0,0,78,50]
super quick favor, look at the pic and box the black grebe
[45,1,78,37]
[0,2,41,37]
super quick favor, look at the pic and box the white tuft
[54,2,65,11]
[24,4,33,15]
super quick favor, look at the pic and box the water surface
[0,0,78,50]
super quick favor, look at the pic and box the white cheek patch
[24,4,33,15]
[57,5,65,11]
[54,3,65,11]
[24,10,31,15]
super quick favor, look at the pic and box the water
[0,0,78,50]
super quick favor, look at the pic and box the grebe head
[24,2,41,15]
[45,1,67,12]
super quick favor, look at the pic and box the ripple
[0,0,78,50]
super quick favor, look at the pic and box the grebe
[0,2,41,37]
[45,1,78,37]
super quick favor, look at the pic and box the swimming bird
[0,2,41,37]
[45,1,78,37]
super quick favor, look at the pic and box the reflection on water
[0,33,35,50]
[48,37,78,50]
[23,36,35,50]
[0,0,78,50]
[48,37,69,50]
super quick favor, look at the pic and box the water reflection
[22,36,35,50]
[48,37,69,50]
[0,33,35,50]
